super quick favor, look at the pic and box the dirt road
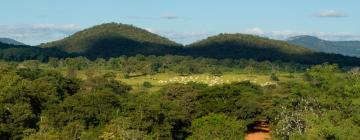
[245,121,271,140]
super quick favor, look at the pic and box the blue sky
[0,0,359,45]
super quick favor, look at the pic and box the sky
[0,0,359,45]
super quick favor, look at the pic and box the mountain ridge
[3,22,357,66]
[287,35,360,57]
[0,38,26,46]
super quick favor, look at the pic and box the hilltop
[41,23,182,59]
[288,35,360,57]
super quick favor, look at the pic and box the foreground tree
[187,113,246,140]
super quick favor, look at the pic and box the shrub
[143,81,153,88]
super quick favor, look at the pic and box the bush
[210,67,223,76]
[143,81,153,88]
[270,73,279,81]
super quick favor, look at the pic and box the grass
[119,72,303,92]
[53,67,304,92]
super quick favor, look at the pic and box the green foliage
[187,113,246,140]
[0,60,359,140]
[196,82,264,121]
[209,67,223,76]
[0,42,69,61]
[270,73,280,81]
[142,81,153,88]
[45,90,121,128]
[99,117,149,140]
[270,64,360,140]
[82,74,132,95]
[0,67,80,139]
[21,60,41,69]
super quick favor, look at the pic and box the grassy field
[121,72,303,92]
[51,66,304,92]
[81,72,302,92]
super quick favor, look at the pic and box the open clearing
[55,68,303,92]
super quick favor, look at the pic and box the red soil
[245,121,271,140]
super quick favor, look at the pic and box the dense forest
[0,58,359,140]
[0,42,69,61]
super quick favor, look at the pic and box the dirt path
[245,121,271,140]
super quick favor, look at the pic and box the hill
[0,42,68,61]
[185,34,360,66]
[287,35,360,57]
[0,38,26,45]
[41,23,183,59]
[186,33,312,60]
[5,23,359,66]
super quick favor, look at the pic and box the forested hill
[186,33,312,60]
[0,38,26,46]
[0,22,359,66]
[288,35,360,57]
[0,42,69,61]
[186,33,360,66]
[40,23,183,59]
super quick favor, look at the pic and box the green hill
[41,23,182,59]
[11,23,360,66]
[287,35,360,57]
[186,33,311,60]
[186,33,360,66]
[0,38,26,46]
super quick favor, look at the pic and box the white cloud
[144,28,155,33]
[315,10,346,18]
[32,24,80,30]
[244,27,264,35]
[0,24,82,45]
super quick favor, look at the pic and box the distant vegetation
[0,23,359,67]
[288,35,360,57]
[0,42,69,61]
[0,38,25,46]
